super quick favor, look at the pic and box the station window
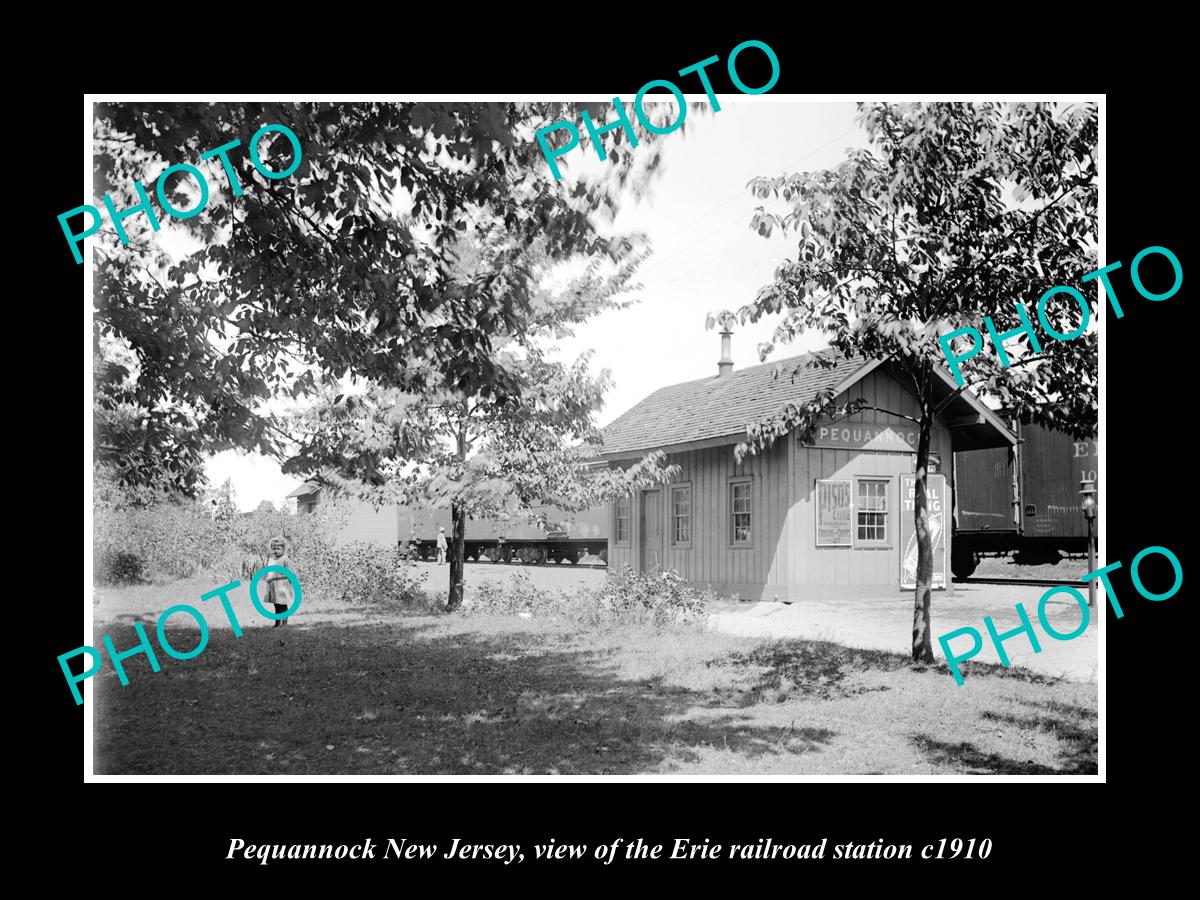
[671,484,692,546]
[855,478,890,545]
[730,478,752,546]
[615,495,631,546]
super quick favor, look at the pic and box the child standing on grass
[265,536,295,627]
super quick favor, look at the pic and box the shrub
[466,565,714,629]
[301,542,436,613]
[93,472,441,612]
[471,571,565,616]
[579,565,714,628]
[99,550,148,585]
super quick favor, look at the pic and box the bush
[467,565,714,628]
[302,542,436,613]
[471,571,563,616]
[93,472,440,611]
[580,565,714,628]
[99,550,148,585]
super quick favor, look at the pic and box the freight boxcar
[399,504,610,565]
[287,482,611,564]
[952,416,1097,577]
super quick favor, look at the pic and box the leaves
[285,229,674,534]
[93,101,672,494]
[736,101,1098,453]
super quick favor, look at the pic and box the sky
[206,100,866,511]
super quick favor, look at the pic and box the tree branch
[931,352,1057,415]
[830,405,923,426]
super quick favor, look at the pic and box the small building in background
[597,338,1016,602]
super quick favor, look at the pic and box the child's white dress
[266,554,295,609]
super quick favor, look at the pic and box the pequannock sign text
[806,422,919,452]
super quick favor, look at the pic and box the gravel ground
[708,582,1100,682]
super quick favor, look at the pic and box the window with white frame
[671,484,691,545]
[730,479,752,545]
[615,495,631,546]
[856,478,890,544]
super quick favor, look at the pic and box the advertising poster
[900,473,947,589]
[816,479,853,546]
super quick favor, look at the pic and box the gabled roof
[600,349,872,457]
[285,481,322,499]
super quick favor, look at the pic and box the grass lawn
[92,578,1097,775]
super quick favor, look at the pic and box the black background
[29,20,1191,887]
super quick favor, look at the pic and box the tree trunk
[446,422,468,612]
[911,365,935,663]
[446,500,467,611]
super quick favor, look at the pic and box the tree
[287,229,679,610]
[91,101,690,494]
[205,477,238,521]
[722,102,1098,662]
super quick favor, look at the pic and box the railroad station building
[597,341,1017,602]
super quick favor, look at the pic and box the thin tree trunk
[447,500,466,611]
[911,364,935,663]
[446,422,468,612]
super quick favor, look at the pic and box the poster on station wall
[815,479,853,546]
[900,473,947,589]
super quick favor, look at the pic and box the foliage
[285,228,680,610]
[92,101,685,493]
[304,543,436,613]
[722,102,1097,661]
[583,566,715,627]
[725,102,1098,450]
[286,229,675,514]
[94,343,208,497]
[93,471,440,616]
[468,565,713,629]
[471,571,556,616]
[98,550,148,585]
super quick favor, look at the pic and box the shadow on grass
[94,619,836,775]
[911,734,1096,775]
[716,638,1066,705]
[910,694,1098,775]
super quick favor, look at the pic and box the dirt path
[707,583,1099,682]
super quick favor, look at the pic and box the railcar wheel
[951,544,978,579]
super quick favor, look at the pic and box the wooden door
[640,490,662,573]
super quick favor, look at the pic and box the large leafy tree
[723,102,1098,662]
[91,101,685,493]
[288,230,678,610]
[94,340,209,497]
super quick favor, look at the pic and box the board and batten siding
[784,367,954,599]
[608,437,791,600]
[607,363,954,601]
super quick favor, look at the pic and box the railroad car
[399,504,610,565]
[952,416,1097,578]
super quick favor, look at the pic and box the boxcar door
[640,490,663,573]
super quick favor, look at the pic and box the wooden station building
[598,337,1017,602]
